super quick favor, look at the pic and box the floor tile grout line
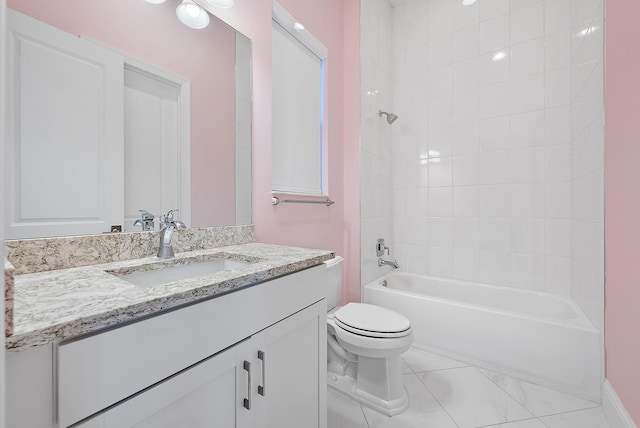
[537,404,608,420]
[475,365,603,420]
[358,402,372,428]
[412,366,462,428]
[408,364,469,374]
[418,364,540,426]
[475,366,538,420]
[538,415,553,428]
[402,351,469,375]
[408,346,470,368]
[327,387,372,428]
[472,415,541,428]
[401,356,419,376]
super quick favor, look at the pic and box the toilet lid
[334,303,411,338]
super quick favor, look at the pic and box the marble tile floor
[328,346,610,428]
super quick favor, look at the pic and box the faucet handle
[161,209,179,223]
[139,209,154,220]
[376,238,390,256]
[134,210,155,231]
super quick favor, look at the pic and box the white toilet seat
[334,318,411,338]
[329,319,413,358]
[334,303,411,338]
[327,303,413,359]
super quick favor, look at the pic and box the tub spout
[378,258,399,269]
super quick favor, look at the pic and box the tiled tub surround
[360,0,605,328]
[5,240,334,352]
[5,258,15,336]
[5,225,255,275]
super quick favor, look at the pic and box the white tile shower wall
[569,0,604,332]
[361,0,396,285]
[386,0,603,298]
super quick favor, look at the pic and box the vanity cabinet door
[78,345,242,428]
[254,300,327,428]
[6,344,55,428]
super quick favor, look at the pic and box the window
[271,2,328,196]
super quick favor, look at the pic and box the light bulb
[186,3,201,17]
[176,0,210,29]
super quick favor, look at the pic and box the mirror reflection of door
[5,10,190,238]
[124,62,191,233]
[5,10,124,238]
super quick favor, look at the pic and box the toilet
[324,256,413,416]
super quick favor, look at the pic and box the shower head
[379,110,398,125]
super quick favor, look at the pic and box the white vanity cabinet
[74,344,240,428]
[75,300,326,428]
[256,302,327,428]
[6,264,328,428]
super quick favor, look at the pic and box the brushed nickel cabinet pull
[243,360,252,410]
[258,350,266,396]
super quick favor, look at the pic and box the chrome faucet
[157,209,187,259]
[378,258,399,269]
[376,238,399,268]
[133,210,155,231]
[376,238,390,257]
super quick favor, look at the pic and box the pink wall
[604,0,640,423]
[10,0,362,301]
[341,0,361,303]
[8,0,238,226]
[197,0,361,301]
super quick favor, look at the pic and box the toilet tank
[323,256,344,310]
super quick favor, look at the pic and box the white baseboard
[603,380,637,428]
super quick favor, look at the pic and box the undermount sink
[107,254,255,288]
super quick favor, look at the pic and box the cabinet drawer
[57,265,327,427]
[77,346,238,428]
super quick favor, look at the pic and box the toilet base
[327,373,409,416]
[327,366,409,416]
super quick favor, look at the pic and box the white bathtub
[363,272,602,401]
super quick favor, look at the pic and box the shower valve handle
[376,238,390,257]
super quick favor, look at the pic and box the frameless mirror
[4,0,252,239]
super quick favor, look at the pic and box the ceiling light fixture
[176,0,210,29]
[462,0,476,5]
[206,0,235,8]
[147,0,237,29]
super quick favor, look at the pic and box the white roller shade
[271,20,323,195]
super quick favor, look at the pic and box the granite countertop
[6,243,334,352]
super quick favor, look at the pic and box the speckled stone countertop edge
[5,225,255,275]
[4,258,15,337]
[6,243,334,352]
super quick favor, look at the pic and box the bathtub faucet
[378,258,399,269]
